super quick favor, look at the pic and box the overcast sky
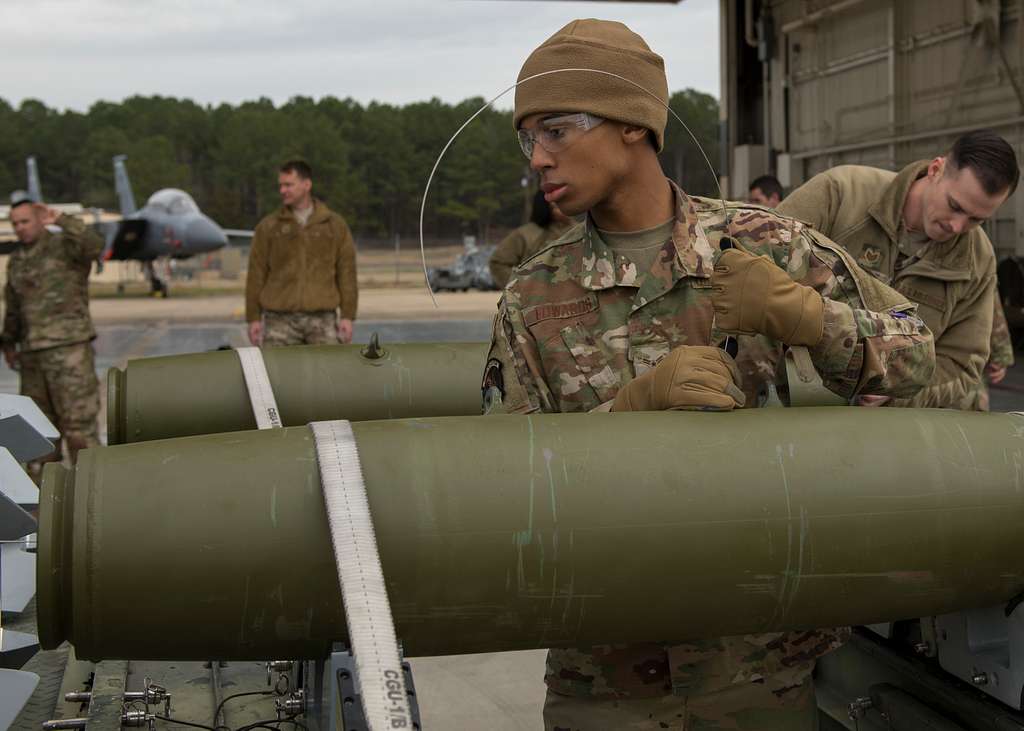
[3,0,719,112]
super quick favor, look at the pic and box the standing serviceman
[778,130,1019,408]
[748,174,784,208]
[483,19,934,729]
[971,295,1015,410]
[246,160,358,347]
[1,195,103,477]
[489,189,574,288]
[740,174,788,392]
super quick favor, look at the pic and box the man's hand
[247,320,263,347]
[611,346,746,412]
[337,318,354,344]
[3,347,20,371]
[857,395,891,407]
[712,248,824,346]
[34,204,60,227]
[986,362,1008,385]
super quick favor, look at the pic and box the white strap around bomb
[311,419,411,731]
[235,347,283,430]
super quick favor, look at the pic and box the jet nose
[186,216,228,252]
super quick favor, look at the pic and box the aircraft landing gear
[143,262,169,298]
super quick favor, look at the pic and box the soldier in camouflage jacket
[2,200,103,472]
[483,18,935,730]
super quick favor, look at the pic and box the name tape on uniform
[235,347,283,430]
[311,420,412,731]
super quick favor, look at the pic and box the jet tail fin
[25,157,41,203]
[112,155,137,216]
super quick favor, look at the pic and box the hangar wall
[721,0,1024,256]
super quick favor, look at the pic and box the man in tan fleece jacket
[245,160,358,347]
[778,129,1019,409]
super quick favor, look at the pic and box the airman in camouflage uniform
[483,19,934,730]
[1,200,103,475]
[971,297,1015,411]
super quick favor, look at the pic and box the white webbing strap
[310,420,411,731]
[235,347,283,430]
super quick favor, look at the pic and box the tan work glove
[712,247,824,346]
[611,346,746,412]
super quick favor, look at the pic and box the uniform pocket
[559,322,626,405]
[900,280,949,332]
[307,225,336,269]
[268,226,301,271]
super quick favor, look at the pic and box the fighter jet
[105,155,248,296]
[2,156,90,222]
[3,155,249,296]
[24,155,41,203]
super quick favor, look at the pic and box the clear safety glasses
[517,112,605,160]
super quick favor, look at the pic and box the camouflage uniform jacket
[484,182,934,699]
[778,161,996,409]
[967,297,1014,411]
[1,214,103,352]
[991,296,1014,369]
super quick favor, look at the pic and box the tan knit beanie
[514,19,669,151]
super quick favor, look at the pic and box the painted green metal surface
[40,408,1024,661]
[105,341,489,443]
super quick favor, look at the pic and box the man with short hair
[748,174,784,207]
[778,129,1020,408]
[1,195,103,475]
[484,18,934,729]
[246,160,358,347]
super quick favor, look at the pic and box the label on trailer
[235,347,283,430]
[311,420,412,731]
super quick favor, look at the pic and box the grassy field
[89,245,467,298]
[357,244,464,288]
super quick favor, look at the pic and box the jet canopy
[145,189,199,216]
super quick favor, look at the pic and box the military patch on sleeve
[857,246,882,268]
[482,357,504,393]
[522,294,598,327]
[481,357,505,414]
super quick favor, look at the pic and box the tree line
[0,91,719,245]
